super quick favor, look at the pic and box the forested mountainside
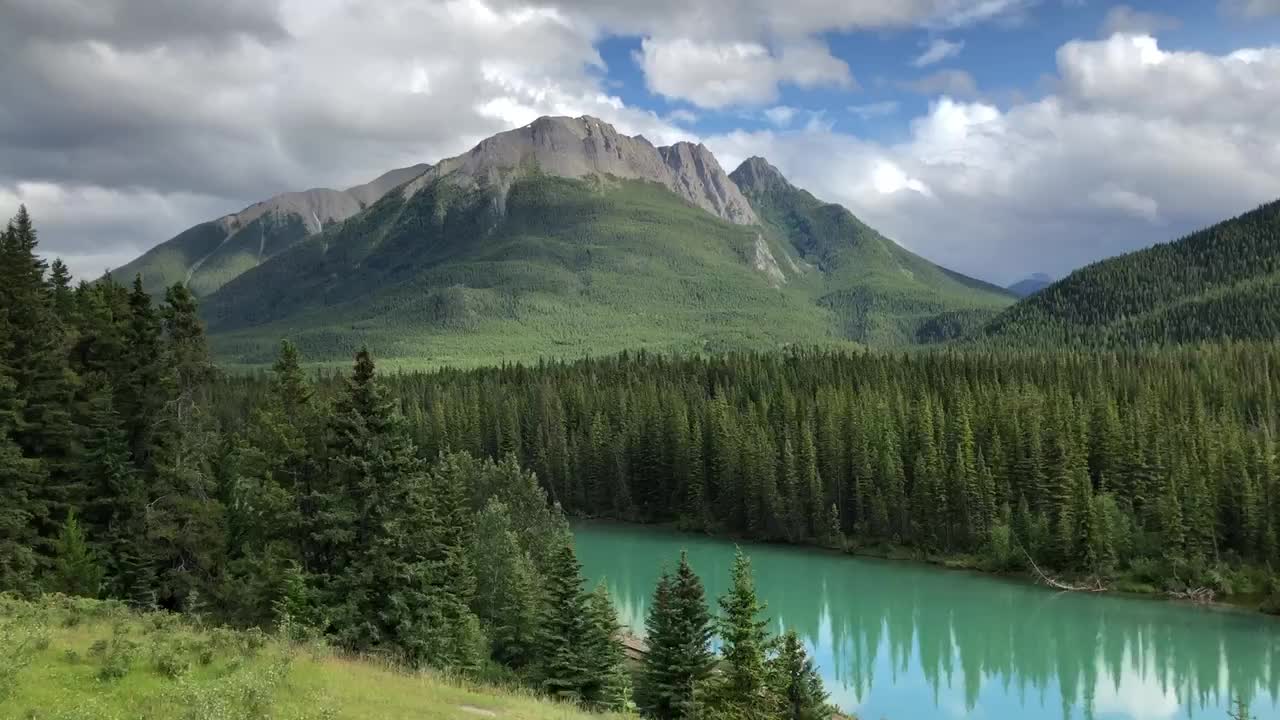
[980,199,1280,346]
[110,116,1013,366]
[729,157,1014,346]
[109,164,430,297]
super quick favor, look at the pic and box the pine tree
[77,382,151,604]
[640,552,715,719]
[475,503,542,667]
[0,207,77,554]
[770,630,830,720]
[49,510,103,597]
[537,543,593,702]
[702,549,778,719]
[584,582,630,710]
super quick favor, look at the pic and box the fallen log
[1168,586,1216,604]
[1021,548,1107,593]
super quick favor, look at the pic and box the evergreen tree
[49,510,103,597]
[701,549,778,719]
[471,499,541,667]
[584,582,630,710]
[537,543,593,702]
[640,552,716,719]
[770,630,830,720]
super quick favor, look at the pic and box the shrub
[151,641,193,680]
[95,625,139,682]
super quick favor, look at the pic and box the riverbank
[571,517,1280,617]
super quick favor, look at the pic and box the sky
[2,0,1280,285]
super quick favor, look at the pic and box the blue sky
[593,1,1280,141]
[3,0,1280,284]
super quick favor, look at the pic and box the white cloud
[6,1,1280,289]
[706,34,1280,283]
[913,38,965,67]
[1099,5,1181,36]
[764,106,800,127]
[637,37,853,108]
[848,101,901,119]
[485,0,1036,38]
[1,0,690,271]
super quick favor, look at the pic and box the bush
[151,640,193,680]
[0,618,45,701]
[95,625,139,682]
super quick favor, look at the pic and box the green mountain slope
[729,157,1015,345]
[110,165,430,296]
[205,173,842,367]
[112,116,1020,367]
[980,199,1280,346]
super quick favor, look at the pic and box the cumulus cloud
[913,38,965,67]
[484,0,1035,38]
[0,0,687,271]
[705,34,1280,284]
[636,37,853,108]
[5,0,1280,288]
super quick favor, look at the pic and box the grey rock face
[221,163,433,234]
[403,115,758,225]
[729,156,791,195]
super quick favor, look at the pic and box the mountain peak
[730,156,790,193]
[403,114,757,224]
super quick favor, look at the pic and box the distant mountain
[1006,273,1053,298]
[729,157,1014,345]
[981,200,1280,346]
[113,115,1016,366]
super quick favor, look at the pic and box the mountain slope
[111,164,431,296]
[204,172,838,366]
[1007,273,1053,298]
[980,199,1280,346]
[115,116,1022,366]
[729,157,1015,345]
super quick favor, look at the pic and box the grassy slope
[730,163,1015,346]
[204,175,851,369]
[110,213,315,298]
[2,595,622,720]
[980,199,1280,346]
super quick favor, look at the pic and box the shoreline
[569,516,1278,618]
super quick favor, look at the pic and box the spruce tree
[702,549,778,719]
[471,499,541,667]
[770,630,830,720]
[49,510,103,597]
[641,552,716,719]
[537,543,592,702]
[584,582,630,710]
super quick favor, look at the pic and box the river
[574,522,1280,720]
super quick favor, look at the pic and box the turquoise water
[574,522,1280,720]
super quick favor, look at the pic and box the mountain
[729,157,1014,345]
[981,199,1280,346]
[1006,273,1053,298]
[112,164,431,297]
[113,115,1015,366]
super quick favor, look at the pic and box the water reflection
[574,522,1280,720]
